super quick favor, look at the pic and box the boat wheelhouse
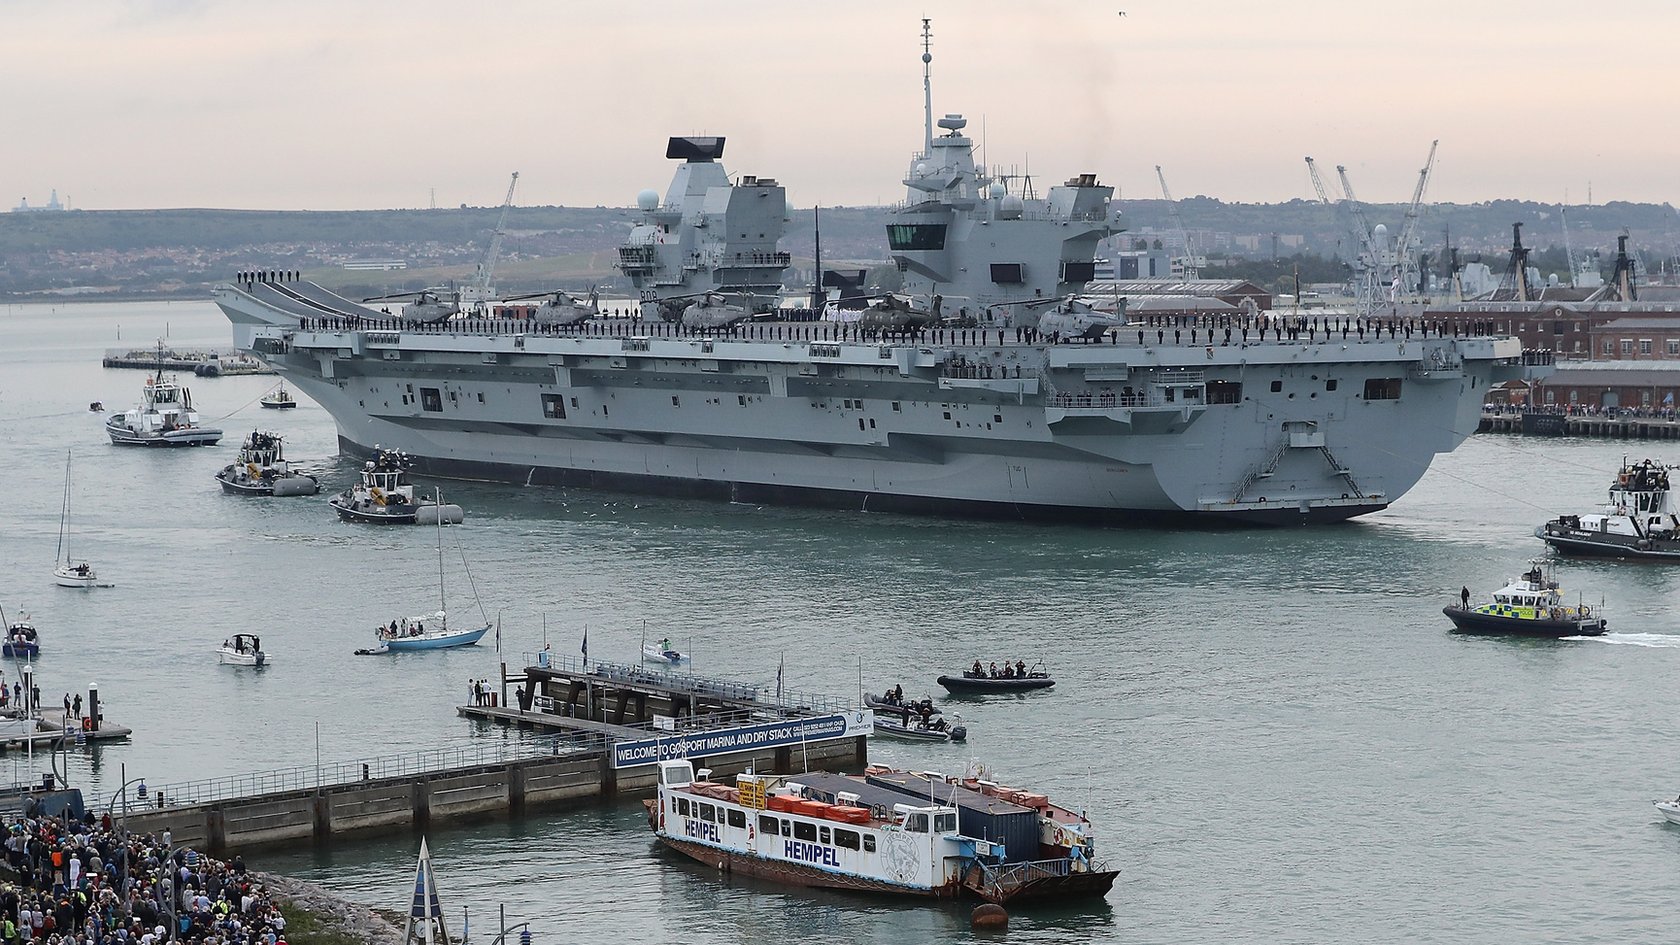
[216,431,320,496]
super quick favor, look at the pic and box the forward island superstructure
[212,24,1532,526]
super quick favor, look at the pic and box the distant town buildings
[13,189,66,212]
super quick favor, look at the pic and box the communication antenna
[921,18,934,153]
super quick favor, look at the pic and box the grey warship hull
[216,285,1525,526]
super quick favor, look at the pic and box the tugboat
[216,431,320,496]
[259,382,298,409]
[2,613,39,660]
[1537,458,1680,560]
[647,760,1116,903]
[106,348,222,446]
[329,449,464,524]
[938,660,1055,694]
[1443,564,1605,637]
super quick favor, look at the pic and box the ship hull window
[420,388,443,412]
[1363,378,1403,400]
[541,394,567,419]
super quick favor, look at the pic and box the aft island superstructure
[212,24,1531,526]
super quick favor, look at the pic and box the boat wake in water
[1564,632,1680,648]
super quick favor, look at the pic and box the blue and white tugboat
[216,431,319,496]
[647,760,1115,903]
[1537,458,1680,561]
[330,449,463,524]
[105,371,222,447]
[1443,564,1605,637]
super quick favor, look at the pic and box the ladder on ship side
[1232,442,1365,502]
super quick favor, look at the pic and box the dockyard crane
[1155,166,1203,280]
[1334,164,1382,313]
[1391,140,1438,295]
[466,171,520,312]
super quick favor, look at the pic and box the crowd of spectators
[0,806,290,945]
[1482,401,1680,421]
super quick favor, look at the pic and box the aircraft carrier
[212,26,1532,526]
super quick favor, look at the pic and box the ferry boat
[106,372,222,447]
[649,760,1115,904]
[1442,564,1605,637]
[1537,458,1680,560]
[216,430,320,496]
[329,449,463,524]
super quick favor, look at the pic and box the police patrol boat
[330,448,464,524]
[1537,458,1680,560]
[212,21,1531,527]
[1442,564,1605,637]
[647,760,1115,904]
[216,430,320,496]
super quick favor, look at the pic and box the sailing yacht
[364,489,491,653]
[53,451,99,589]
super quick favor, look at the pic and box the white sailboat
[363,489,490,654]
[53,451,99,589]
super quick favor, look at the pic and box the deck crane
[464,171,519,312]
[1391,140,1438,297]
[1155,166,1204,280]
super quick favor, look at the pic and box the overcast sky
[4,0,1675,211]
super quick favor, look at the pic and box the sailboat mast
[436,487,446,620]
[56,450,71,565]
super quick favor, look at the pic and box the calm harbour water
[2,300,1679,944]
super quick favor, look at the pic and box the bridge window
[934,813,956,833]
[905,813,929,833]
[793,821,818,842]
[834,828,860,850]
[726,809,746,828]
[420,388,442,412]
[887,223,947,251]
[989,263,1024,284]
[541,394,567,419]
[1363,378,1403,400]
[1205,381,1242,405]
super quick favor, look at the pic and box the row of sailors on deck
[973,659,1028,679]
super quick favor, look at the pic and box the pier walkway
[78,662,869,855]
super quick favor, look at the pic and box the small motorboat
[1444,564,1605,637]
[216,430,319,496]
[3,616,40,659]
[1656,798,1680,825]
[937,661,1055,694]
[217,632,269,667]
[260,382,298,409]
[873,714,966,743]
[643,639,690,665]
[865,692,941,718]
[88,401,104,412]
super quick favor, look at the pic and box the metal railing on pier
[521,653,855,714]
